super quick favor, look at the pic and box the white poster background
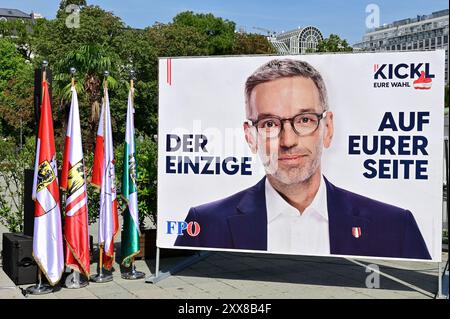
[157,51,444,262]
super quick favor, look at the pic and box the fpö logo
[373,63,434,90]
[166,220,201,237]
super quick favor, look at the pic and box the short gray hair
[245,59,329,117]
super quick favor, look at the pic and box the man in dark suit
[175,59,431,260]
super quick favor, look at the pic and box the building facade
[270,26,323,55]
[354,9,449,83]
[0,8,32,22]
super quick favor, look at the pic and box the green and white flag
[121,87,140,266]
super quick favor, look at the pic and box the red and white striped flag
[61,86,90,277]
[91,85,119,270]
[32,80,64,285]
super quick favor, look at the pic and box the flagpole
[91,70,114,283]
[26,60,54,296]
[121,70,145,280]
[63,67,89,289]
[71,67,75,88]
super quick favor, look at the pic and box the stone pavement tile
[389,289,434,299]
[218,271,274,285]
[214,288,250,299]
[266,283,318,296]
[186,263,229,276]
[114,278,152,292]
[23,292,59,299]
[205,260,256,273]
[226,285,288,299]
[272,282,365,299]
[97,291,137,299]
[290,286,357,299]
[161,285,211,298]
[360,290,410,299]
[183,292,216,299]
[85,283,130,298]
[154,276,194,289]
[0,268,25,299]
[176,274,219,286]
[190,279,240,292]
[314,285,366,299]
[273,269,362,289]
[213,278,267,291]
[52,286,97,299]
[252,280,297,294]
[132,288,179,299]
[347,287,430,299]
[0,288,25,299]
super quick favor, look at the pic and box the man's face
[244,76,333,185]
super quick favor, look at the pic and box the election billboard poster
[157,51,445,261]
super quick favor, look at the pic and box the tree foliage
[232,33,277,55]
[315,34,353,52]
[59,0,87,11]
[173,11,235,55]
[0,4,279,230]
[0,39,34,140]
[0,137,36,232]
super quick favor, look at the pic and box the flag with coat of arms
[92,83,119,270]
[32,80,64,285]
[61,86,90,277]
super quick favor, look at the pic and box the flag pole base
[121,269,145,280]
[145,251,210,284]
[64,271,89,289]
[25,282,53,295]
[90,272,113,283]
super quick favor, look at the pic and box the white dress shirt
[265,176,330,255]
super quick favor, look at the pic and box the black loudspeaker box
[23,169,34,237]
[1,233,37,285]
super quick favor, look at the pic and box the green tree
[315,34,353,52]
[31,5,125,68]
[0,38,34,141]
[0,39,24,89]
[29,5,125,152]
[59,0,87,11]
[232,33,277,55]
[0,137,36,232]
[146,22,209,57]
[54,44,120,153]
[0,19,35,60]
[112,28,159,137]
[173,11,236,55]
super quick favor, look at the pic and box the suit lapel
[325,177,372,256]
[227,177,267,250]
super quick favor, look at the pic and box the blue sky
[2,0,448,44]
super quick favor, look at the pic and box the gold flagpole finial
[70,67,76,88]
[130,69,135,90]
[42,60,48,83]
[103,70,109,90]
[41,60,48,101]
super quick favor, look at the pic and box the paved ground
[0,244,448,299]
[1,219,448,299]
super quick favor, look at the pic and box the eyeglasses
[247,111,327,138]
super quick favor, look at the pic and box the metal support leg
[65,270,89,288]
[438,262,443,298]
[145,248,210,284]
[25,269,53,295]
[155,247,160,278]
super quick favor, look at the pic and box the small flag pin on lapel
[352,227,362,238]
